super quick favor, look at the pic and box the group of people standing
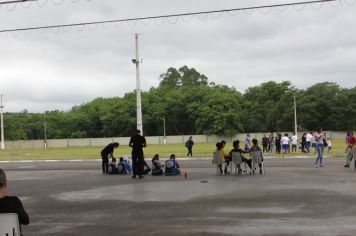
[258,131,332,156]
[259,132,300,155]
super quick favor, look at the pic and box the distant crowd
[255,132,332,155]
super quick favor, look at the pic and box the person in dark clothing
[262,134,269,153]
[185,136,194,157]
[229,140,252,174]
[301,133,307,153]
[275,133,281,154]
[0,168,29,236]
[129,129,147,179]
[142,160,151,175]
[100,142,119,174]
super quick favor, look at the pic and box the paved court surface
[1,157,356,236]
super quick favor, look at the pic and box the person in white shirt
[306,132,313,153]
[281,133,290,154]
[291,133,298,153]
[327,138,332,153]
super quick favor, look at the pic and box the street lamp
[294,96,297,135]
[44,111,48,149]
[132,33,143,134]
[162,115,166,144]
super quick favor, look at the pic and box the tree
[159,65,208,88]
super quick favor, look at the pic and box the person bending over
[100,142,119,174]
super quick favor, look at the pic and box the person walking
[185,136,194,157]
[0,168,30,236]
[314,128,325,168]
[129,129,147,179]
[100,142,119,174]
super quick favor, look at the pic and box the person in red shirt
[344,132,356,168]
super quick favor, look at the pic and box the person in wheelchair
[151,154,164,176]
[249,138,264,174]
[229,140,252,174]
[165,154,181,176]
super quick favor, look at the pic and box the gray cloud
[0,0,355,112]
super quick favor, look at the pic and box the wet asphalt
[1,157,356,236]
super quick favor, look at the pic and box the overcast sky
[0,0,355,113]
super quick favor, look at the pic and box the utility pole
[294,96,297,135]
[132,33,143,134]
[163,115,166,144]
[44,111,47,149]
[0,94,5,150]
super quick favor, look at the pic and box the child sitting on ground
[117,157,128,175]
[122,156,132,174]
[142,159,152,175]
[165,154,181,176]
[108,157,119,174]
[151,154,164,176]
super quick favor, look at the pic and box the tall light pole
[163,115,166,144]
[44,111,48,149]
[132,33,143,134]
[0,94,5,150]
[294,95,297,135]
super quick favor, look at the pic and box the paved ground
[2,157,356,236]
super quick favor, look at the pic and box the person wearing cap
[129,129,147,179]
[0,168,30,236]
[100,142,119,174]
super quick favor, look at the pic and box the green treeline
[4,66,356,140]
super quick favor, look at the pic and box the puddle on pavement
[216,206,300,214]
[54,179,241,202]
[194,217,356,236]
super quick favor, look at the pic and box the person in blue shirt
[244,134,251,151]
[165,154,181,175]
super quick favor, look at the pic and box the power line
[0,0,87,11]
[0,0,35,5]
[0,0,346,34]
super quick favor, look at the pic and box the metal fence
[2,131,351,150]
